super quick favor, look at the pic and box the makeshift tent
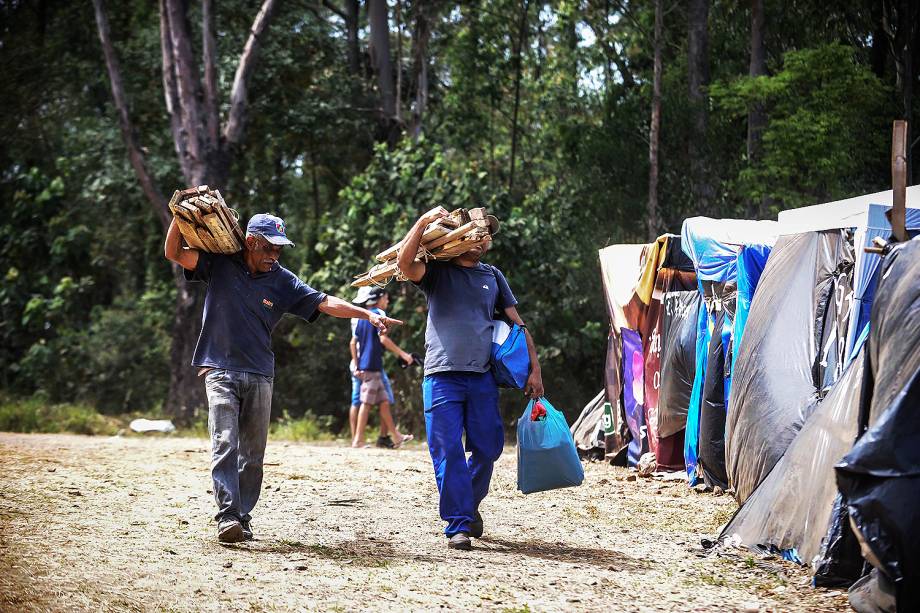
[636,236,696,471]
[725,230,854,503]
[574,237,695,468]
[719,346,865,565]
[595,244,646,460]
[681,217,778,486]
[835,239,920,610]
[726,202,920,504]
[655,290,700,471]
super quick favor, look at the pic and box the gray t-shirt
[415,261,517,376]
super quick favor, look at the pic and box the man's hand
[524,368,544,399]
[399,351,414,366]
[369,311,403,335]
[421,205,450,225]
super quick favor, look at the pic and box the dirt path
[1,433,849,612]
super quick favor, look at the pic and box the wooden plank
[201,213,240,253]
[195,226,221,252]
[424,219,489,251]
[374,221,453,262]
[174,216,208,250]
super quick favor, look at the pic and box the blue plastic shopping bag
[516,396,585,494]
[491,320,530,389]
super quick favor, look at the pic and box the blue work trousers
[422,371,503,536]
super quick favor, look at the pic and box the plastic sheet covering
[733,244,771,356]
[571,390,606,453]
[698,297,730,489]
[658,291,701,438]
[719,348,865,566]
[621,328,647,466]
[681,217,779,282]
[684,284,710,484]
[844,204,920,361]
[599,244,646,333]
[599,244,645,459]
[603,332,630,459]
[836,240,920,609]
[726,230,853,503]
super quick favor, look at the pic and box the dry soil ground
[0,433,850,612]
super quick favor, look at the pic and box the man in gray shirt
[397,206,543,550]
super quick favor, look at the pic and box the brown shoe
[218,518,245,543]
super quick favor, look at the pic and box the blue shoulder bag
[488,265,530,389]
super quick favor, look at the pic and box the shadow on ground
[220,537,447,567]
[477,537,650,571]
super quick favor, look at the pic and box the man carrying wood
[165,212,402,544]
[396,206,543,551]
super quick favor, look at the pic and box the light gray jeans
[204,368,273,523]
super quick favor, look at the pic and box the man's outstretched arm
[318,295,403,334]
[164,217,200,271]
[504,305,544,398]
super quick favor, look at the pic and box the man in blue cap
[396,206,543,551]
[164,212,402,543]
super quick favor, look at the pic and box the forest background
[1,0,917,436]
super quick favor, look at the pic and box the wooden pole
[891,120,909,242]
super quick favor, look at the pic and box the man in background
[350,287,415,449]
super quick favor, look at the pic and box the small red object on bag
[530,400,547,422]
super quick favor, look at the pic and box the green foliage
[0,395,119,436]
[270,410,338,442]
[711,43,889,210]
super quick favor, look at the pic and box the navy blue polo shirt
[354,307,385,372]
[415,261,517,376]
[184,252,327,377]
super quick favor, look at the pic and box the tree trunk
[368,0,397,142]
[94,0,279,421]
[688,0,713,209]
[647,0,662,241]
[345,0,360,76]
[409,1,434,140]
[509,0,531,195]
[746,0,768,217]
[894,0,915,182]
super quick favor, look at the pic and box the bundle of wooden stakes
[168,185,246,254]
[352,207,495,287]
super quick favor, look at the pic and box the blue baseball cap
[246,213,294,247]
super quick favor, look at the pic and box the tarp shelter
[680,217,778,487]
[835,239,920,609]
[596,244,646,460]
[727,202,920,505]
[726,230,854,504]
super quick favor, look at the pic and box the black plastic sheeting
[719,347,865,566]
[698,289,730,489]
[835,240,920,610]
[726,230,854,504]
[657,291,700,439]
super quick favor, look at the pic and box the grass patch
[0,395,119,436]
[270,411,337,442]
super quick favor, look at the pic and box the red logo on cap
[276,221,284,234]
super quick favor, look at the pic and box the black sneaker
[469,511,484,538]
[448,532,472,550]
[241,519,253,541]
[217,518,244,543]
[376,436,395,449]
